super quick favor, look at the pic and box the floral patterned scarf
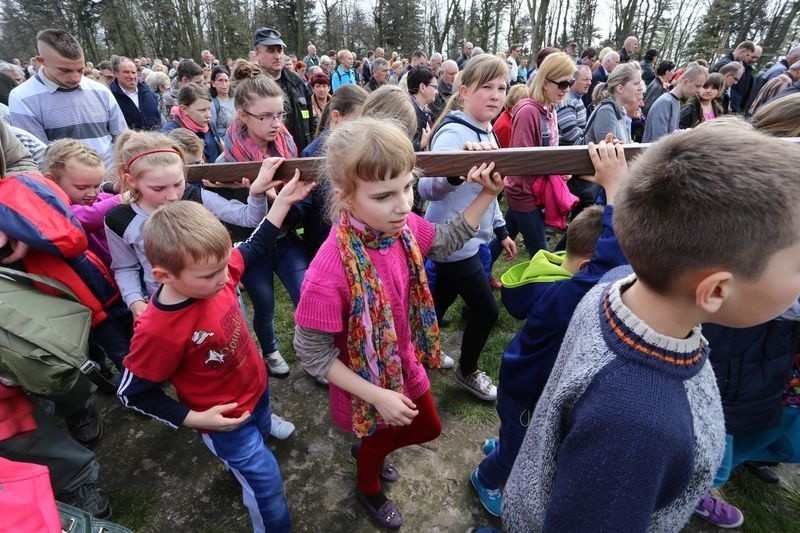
[222,117,297,162]
[336,212,441,437]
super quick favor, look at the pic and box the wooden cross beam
[185,138,800,184]
[186,144,651,183]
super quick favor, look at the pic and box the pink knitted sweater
[294,213,436,433]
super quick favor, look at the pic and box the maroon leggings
[356,389,442,495]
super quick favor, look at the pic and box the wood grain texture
[186,138,800,183]
[185,144,650,183]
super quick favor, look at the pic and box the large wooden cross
[185,144,652,183]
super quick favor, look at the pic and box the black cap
[254,27,285,48]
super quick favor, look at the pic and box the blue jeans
[241,234,307,354]
[713,406,800,487]
[476,388,531,490]
[89,313,133,371]
[489,208,547,263]
[201,390,290,532]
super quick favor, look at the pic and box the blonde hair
[114,131,185,201]
[361,85,417,139]
[231,60,284,111]
[504,84,529,111]
[592,62,641,105]
[432,55,506,131]
[752,93,800,137]
[43,139,104,180]
[167,128,205,156]
[322,117,416,220]
[530,52,577,104]
[597,47,614,61]
[144,201,232,275]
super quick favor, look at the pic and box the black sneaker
[66,399,104,446]
[58,483,111,519]
[744,461,781,484]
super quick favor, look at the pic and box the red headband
[125,148,184,174]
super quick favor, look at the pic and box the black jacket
[704,320,800,434]
[275,68,313,152]
[109,79,161,131]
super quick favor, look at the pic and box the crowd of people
[1,24,800,533]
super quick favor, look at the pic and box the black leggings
[432,254,499,375]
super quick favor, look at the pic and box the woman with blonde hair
[752,92,800,137]
[585,62,641,143]
[498,52,578,262]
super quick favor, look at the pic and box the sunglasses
[548,78,575,90]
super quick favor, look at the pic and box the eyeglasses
[242,109,287,122]
[547,78,575,90]
[427,83,438,88]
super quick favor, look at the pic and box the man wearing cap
[253,27,313,151]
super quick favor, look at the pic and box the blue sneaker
[482,437,499,456]
[470,468,502,517]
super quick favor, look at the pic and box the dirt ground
[92,354,800,533]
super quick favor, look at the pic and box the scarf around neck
[335,213,440,437]
[223,117,297,162]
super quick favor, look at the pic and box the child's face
[167,251,231,300]
[700,86,719,102]
[182,99,212,127]
[240,95,285,145]
[344,172,414,234]
[53,160,105,205]
[130,162,186,213]
[460,75,506,126]
[715,238,800,327]
[184,150,204,165]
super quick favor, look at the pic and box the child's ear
[458,83,469,99]
[151,266,176,285]
[334,187,351,210]
[576,258,592,272]
[43,171,58,183]
[123,172,137,190]
[695,270,734,315]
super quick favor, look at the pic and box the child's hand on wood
[373,389,418,426]
[464,161,504,197]
[587,140,627,204]
[249,158,286,198]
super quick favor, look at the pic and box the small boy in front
[502,121,800,532]
[117,161,314,533]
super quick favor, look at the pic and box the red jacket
[0,173,122,325]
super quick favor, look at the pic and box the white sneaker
[440,353,455,369]
[270,413,295,440]
[454,369,497,401]
[264,350,290,376]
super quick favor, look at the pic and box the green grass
[111,486,157,530]
[707,468,800,533]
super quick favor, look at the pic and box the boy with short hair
[117,160,314,533]
[502,121,800,531]
[471,143,629,517]
[643,62,708,142]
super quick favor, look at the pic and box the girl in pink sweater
[43,139,120,267]
[293,117,505,529]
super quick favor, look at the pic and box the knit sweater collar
[600,275,708,379]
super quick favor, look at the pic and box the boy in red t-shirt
[117,160,313,532]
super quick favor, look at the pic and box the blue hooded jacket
[498,205,628,410]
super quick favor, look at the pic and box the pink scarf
[222,117,297,162]
[170,105,209,133]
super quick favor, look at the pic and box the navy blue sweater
[110,80,161,131]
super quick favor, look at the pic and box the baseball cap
[254,27,286,48]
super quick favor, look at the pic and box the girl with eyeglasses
[216,61,312,424]
[493,52,578,267]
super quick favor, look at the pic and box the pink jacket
[70,192,121,267]
[295,214,435,433]
[533,175,578,230]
